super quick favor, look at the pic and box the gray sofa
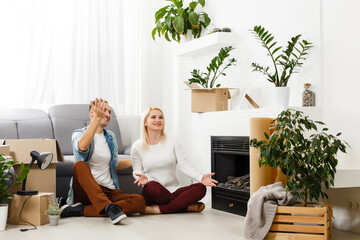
[0,104,141,205]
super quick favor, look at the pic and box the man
[61,98,153,224]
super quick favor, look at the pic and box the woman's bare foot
[144,205,161,214]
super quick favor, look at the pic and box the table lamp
[16,150,53,196]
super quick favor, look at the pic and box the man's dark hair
[89,99,108,111]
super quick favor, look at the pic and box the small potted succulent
[152,0,211,42]
[46,195,63,226]
[250,25,313,106]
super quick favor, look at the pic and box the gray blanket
[243,182,294,240]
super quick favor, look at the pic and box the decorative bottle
[302,83,315,107]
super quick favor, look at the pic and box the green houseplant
[152,0,211,43]
[189,46,237,88]
[0,153,29,230]
[250,109,348,206]
[250,25,313,87]
[0,154,29,204]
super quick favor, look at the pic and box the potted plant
[189,46,237,88]
[0,153,29,231]
[187,46,237,112]
[46,195,62,226]
[152,0,211,43]
[250,25,313,106]
[250,109,348,206]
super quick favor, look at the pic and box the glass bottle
[302,83,315,107]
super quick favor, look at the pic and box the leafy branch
[250,25,313,87]
[189,46,237,88]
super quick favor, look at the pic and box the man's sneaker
[105,203,127,224]
[60,202,84,218]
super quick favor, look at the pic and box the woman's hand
[201,173,218,187]
[134,174,149,186]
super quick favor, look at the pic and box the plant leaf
[189,12,200,29]
[173,16,184,34]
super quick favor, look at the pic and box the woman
[131,107,218,214]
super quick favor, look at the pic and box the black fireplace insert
[211,136,250,216]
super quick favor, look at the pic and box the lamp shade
[30,151,53,170]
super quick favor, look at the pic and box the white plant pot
[0,204,8,231]
[275,86,290,107]
[48,215,60,226]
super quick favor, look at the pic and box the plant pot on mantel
[191,88,231,113]
[275,86,290,107]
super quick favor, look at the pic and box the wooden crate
[264,203,332,240]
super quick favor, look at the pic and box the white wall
[322,0,360,233]
[154,0,360,234]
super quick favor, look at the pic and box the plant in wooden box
[46,195,62,226]
[0,154,29,230]
[250,109,348,206]
[251,110,348,239]
[250,25,313,106]
[188,46,237,112]
[152,0,211,43]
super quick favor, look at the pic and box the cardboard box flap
[184,81,202,89]
[5,139,64,164]
[55,139,65,162]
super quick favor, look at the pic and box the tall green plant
[0,154,29,204]
[250,109,348,206]
[189,46,237,88]
[152,0,211,43]
[250,25,313,87]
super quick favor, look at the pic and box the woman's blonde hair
[141,106,166,149]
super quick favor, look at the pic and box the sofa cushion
[52,118,86,155]
[0,121,18,139]
[49,104,124,155]
[17,119,54,139]
[0,109,54,139]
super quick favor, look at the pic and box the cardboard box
[2,139,64,194]
[0,143,10,155]
[191,88,231,112]
[9,192,54,225]
[5,139,64,164]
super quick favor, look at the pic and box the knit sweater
[131,137,203,192]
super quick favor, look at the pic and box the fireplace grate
[211,137,249,152]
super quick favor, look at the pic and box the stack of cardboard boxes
[1,139,64,226]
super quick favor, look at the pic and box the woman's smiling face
[145,110,164,132]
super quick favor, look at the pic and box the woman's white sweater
[131,137,203,192]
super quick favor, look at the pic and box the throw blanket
[243,182,294,240]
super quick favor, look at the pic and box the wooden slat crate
[264,203,332,240]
